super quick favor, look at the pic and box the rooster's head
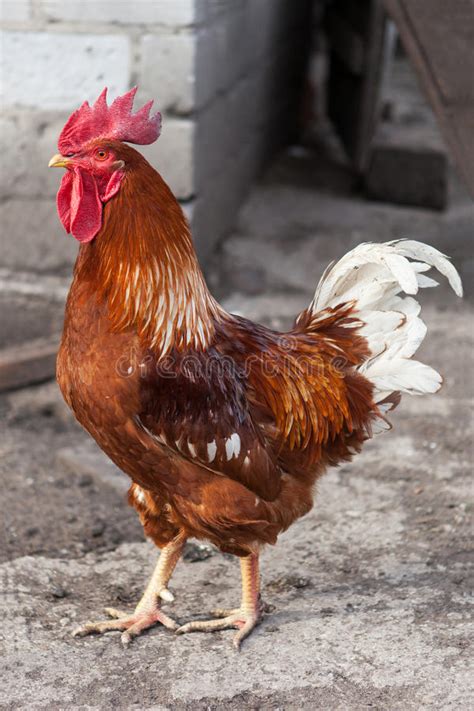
[49,87,161,243]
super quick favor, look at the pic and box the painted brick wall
[0,0,311,270]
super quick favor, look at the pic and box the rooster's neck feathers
[76,158,223,356]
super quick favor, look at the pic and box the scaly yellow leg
[73,533,186,647]
[177,553,263,649]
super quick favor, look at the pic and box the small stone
[110,585,134,603]
[183,542,214,562]
[91,522,106,537]
[346,510,360,518]
[265,575,311,593]
[108,531,123,545]
[78,473,93,487]
[40,404,54,417]
[265,625,280,633]
[51,585,68,599]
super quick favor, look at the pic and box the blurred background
[0,2,473,706]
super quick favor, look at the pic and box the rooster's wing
[133,348,282,501]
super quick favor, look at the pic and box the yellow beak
[48,153,71,168]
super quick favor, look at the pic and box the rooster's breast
[57,283,149,473]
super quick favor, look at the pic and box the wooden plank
[383,0,474,198]
[0,336,59,391]
[449,108,474,193]
[403,0,474,106]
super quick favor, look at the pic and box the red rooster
[50,88,462,649]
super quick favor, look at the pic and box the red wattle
[56,168,124,243]
[100,170,124,202]
[69,168,102,243]
[57,171,74,233]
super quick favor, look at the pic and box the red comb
[58,87,161,154]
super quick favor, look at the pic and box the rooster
[49,88,462,649]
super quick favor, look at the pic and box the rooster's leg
[73,533,186,646]
[177,553,263,649]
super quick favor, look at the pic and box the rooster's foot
[73,605,178,647]
[176,604,263,650]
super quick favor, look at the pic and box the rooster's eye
[95,149,109,161]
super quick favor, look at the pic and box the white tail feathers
[311,240,462,425]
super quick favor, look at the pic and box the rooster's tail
[309,240,463,426]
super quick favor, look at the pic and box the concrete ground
[1,142,473,708]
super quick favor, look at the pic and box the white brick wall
[0,0,311,270]
[141,118,195,199]
[1,199,78,271]
[40,0,197,26]
[140,33,196,114]
[0,112,69,198]
[0,0,30,22]
[1,31,131,109]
